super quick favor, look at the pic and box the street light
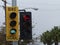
[24,8,38,11]
[19,8,38,12]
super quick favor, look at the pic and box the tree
[40,31,52,45]
[0,25,12,45]
[51,26,60,45]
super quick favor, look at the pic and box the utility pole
[2,0,6,24]
[4,0,6,18]
[2,0,6,44]
[12,0,18,45]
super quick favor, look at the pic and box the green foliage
[40,26,60,45]
[40,31,53,45]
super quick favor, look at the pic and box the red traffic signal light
[23,15,30,21]
[20,12,32,40]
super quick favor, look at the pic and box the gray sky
[0,0,60,37]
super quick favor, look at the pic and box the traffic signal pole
[12,0,18,45]
[12,0,17,6]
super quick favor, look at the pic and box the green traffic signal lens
[10,29,16,34]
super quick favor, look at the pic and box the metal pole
[12,0,18,45]
[4,0,6,45]
[4,0,6,16]
[12,0,17,6]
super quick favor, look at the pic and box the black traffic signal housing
[20,12,32,40]
[6,7,19,41]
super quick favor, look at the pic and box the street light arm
[24,8,38,11]
[32,8,38,10]
[19,8,38,12]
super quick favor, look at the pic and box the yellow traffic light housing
[6,6,19,41]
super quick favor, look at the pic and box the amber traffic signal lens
[10,21,16,27]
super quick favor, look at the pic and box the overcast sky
[0,0,60,37]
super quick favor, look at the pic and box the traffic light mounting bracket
[19,9,26,12]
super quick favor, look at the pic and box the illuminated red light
[23,15,30,21]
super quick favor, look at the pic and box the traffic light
[6,6,19,41]
[20,12,32,40]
